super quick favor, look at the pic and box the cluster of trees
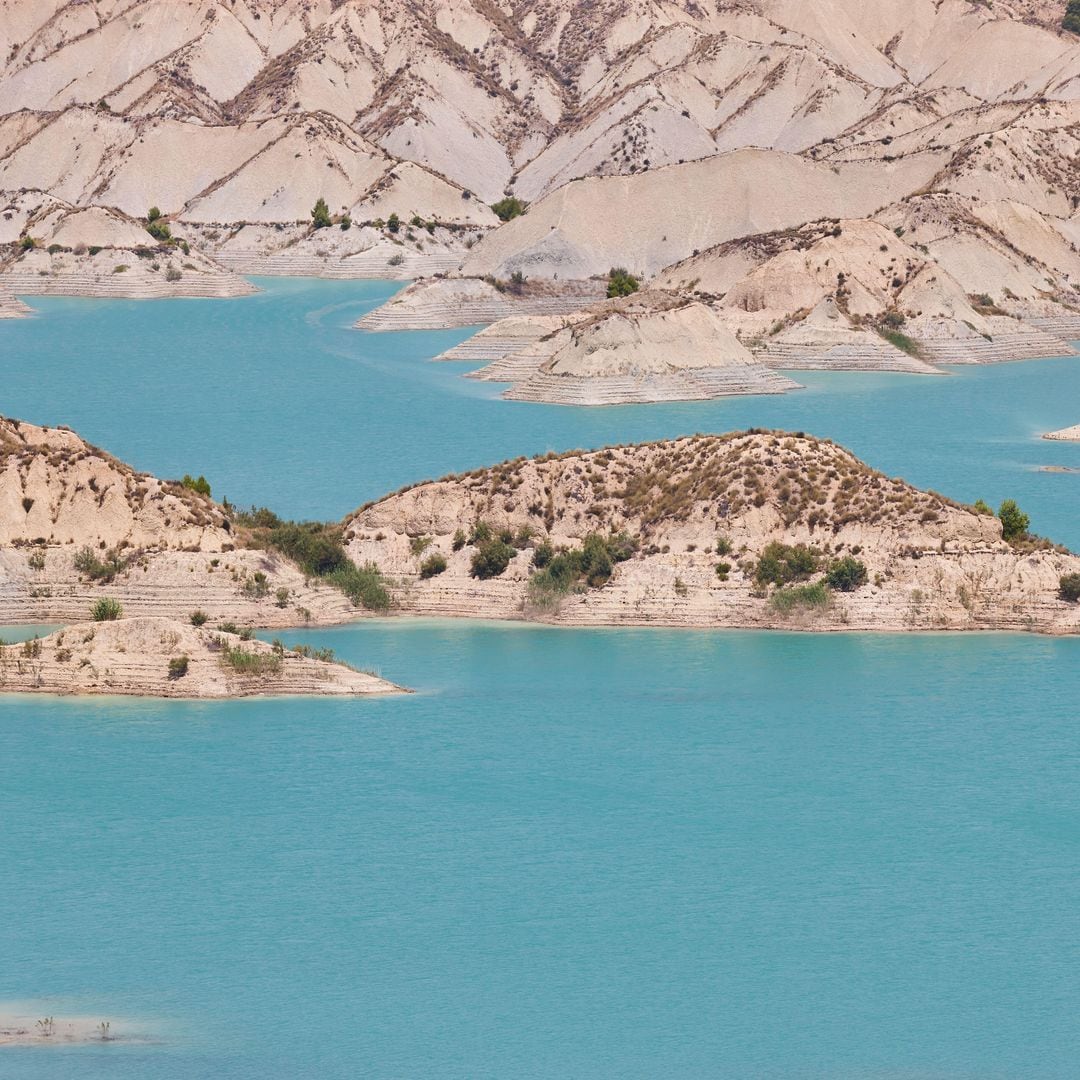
[1065,1,1080,34]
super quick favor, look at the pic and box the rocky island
[0,618,402,698]
[3,415,1079,638]
[344,431,1080,633]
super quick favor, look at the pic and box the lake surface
[2,280,1079,1077]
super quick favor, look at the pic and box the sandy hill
[343,431,1080,633]
[0,416,371,628]
[0,617,405,698]
[0,416,231,550]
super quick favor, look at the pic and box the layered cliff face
[345,431,1080,633]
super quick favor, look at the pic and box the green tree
[491,196,528,221]
[826,557,868,593]
[607,267,640,298]
[311,197,332,229]
[470,538,515,579]
[181,474,212,497]
[1060,573,1080,603]
[998,499,1030,542]
[1065,0,1080,33]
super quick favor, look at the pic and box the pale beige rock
[355,277,604,331]
[1044,425,1080,441]
[459,295,802,404]
[0,618,405,698]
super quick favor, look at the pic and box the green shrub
[190,610,208,627]
[166,266,182,282]
[770,582,831,615]
[228,505,282,529]
[275,587,290,608]
[19,235,36,251]
[452,529,467,552]
[291,643,337,663]
[532,540,555,568]
[471,538,516,579]
[607,267,640,298]
[998,499,1030,542]
[217,640,281,676]
[715,562,732,581]
[419,553,448,579]
[527,532,635,605]
[327,562,391,611]
[1065,0,1080,33]
[409,535,433,556]
[266,523,349,577]
[715,536,733,556]
[387,212,401,234]
[147,218,172,242]
[311,197,332,229]
[168,655,189,680]
[181,474,211,497]
[243,571,270,598]
[1059,573,1080,603]
[90,597,123,622]
[826,557,868,593]
[74,546,129,583]
[470,521,493,545]
[491,197,528,221]
[877,327,922,358]
[339,215,352,230]
[973,499,993,516]
[755,542,819,587]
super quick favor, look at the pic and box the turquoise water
[2,278,1079,541]
[3,281,1080,1077]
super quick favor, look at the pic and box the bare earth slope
[2,0,1079,310]
[344,431,1080,633]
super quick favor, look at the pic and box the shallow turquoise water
[2,281,1080,1077]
